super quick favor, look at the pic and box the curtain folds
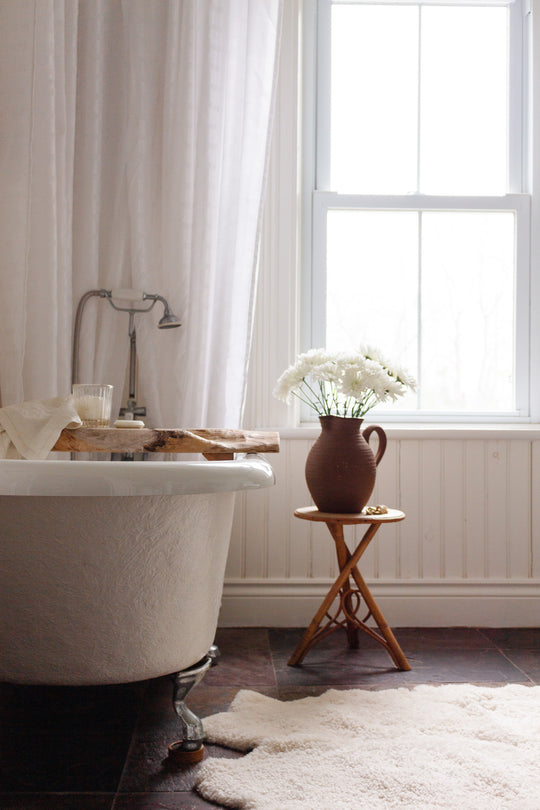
[0,0,282,429]
[0,0,78,406]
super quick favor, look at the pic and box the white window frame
[302,0,532,423]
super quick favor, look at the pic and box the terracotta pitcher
[305,415,387,514]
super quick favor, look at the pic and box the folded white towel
[0,395,82,459]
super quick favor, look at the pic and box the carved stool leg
[348,566,411,671]
[287,570,355,665]
[328,521,359,649]
[287,524,379,666]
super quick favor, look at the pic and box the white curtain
[0,1,77,406]
[0,0,282,429]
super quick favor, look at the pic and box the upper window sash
[315,0,527,195]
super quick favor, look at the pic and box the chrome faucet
[72,288,181,419]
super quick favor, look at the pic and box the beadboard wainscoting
[220,432,540,627]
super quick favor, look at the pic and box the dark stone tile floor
[0,626,538,809]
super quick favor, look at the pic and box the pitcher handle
[362,425,387,466]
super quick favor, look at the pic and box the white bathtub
[0,456,274,685]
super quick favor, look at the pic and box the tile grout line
[110,682,152,808]
[475,627,500,649]
[476,628,538,684]
[267,628,283,695]
[497,649,537,685]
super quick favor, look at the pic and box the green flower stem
[302,379,328,414]
[290,386,322,413]
[318,380,335,416]
[332,385,341,416]
[354,390,378,418]
[317,380,327,414]
[291,379,390,420]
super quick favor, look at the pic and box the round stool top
[294,506,405,525]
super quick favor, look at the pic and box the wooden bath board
[53,427,280,460]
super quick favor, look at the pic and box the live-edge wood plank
[53,427,279,456]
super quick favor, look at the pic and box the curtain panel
[0,0,282,428]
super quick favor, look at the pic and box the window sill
[277,423,540,440]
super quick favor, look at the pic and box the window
[305,0,531,419]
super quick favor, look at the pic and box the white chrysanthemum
[376,377,406,403]
[340,378,366,402]
[272,365,306,402]
[339,366,368,397]
[310,360,342,383]
[361,360,391,393]
[394,366,417,390]
[273,346,415,417]
[359,344,391,368]
[297,348,334,369]
[360,344,417,390]
[387,376,409,399]
[334,351,368,370]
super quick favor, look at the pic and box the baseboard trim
[218,578,540,628]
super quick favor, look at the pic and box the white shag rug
[195,684,540,810]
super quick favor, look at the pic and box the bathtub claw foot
[168,648,216,762]
[167,740,205,764]
[208,644,220,666]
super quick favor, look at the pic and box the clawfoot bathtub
[0,454,275,757]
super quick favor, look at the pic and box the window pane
[328,3,509,196]
[421,212,515,411]
[330,5,418,193]
[420,6,508,194]
[325,209,516,414]
[326,210,419,409]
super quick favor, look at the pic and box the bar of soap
[114,419,145,429]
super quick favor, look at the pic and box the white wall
[220,1,540,628]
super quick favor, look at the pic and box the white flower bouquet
[273,347,416,419]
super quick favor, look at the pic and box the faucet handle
[118,406,146,418]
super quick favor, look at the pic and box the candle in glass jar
[76,396,107,425]
[72,384,113,427]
